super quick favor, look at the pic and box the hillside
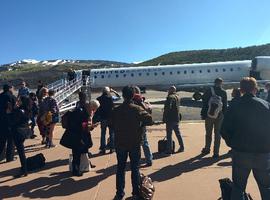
[0,60,129,88]
[139,43,270,66]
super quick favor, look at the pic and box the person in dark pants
[265,82,270,103]
[96,87,120,154]
[68,101,100,177]
[201,78,227,158]
[0,84,16,162]
[11,96,32,178]
[221,77,270,200]
[163,86,184,154]
[111,86,153,200]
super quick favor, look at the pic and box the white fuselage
[89,60,251,90]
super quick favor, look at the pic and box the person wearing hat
[201,78,227,158]
[0,84,17,162]
[163,85,184,154]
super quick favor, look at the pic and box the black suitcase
[26,153,46,171]
[158,137,175,153]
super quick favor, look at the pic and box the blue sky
[0,0,270,64]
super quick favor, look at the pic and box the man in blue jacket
[221,77,270,200]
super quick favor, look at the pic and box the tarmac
[0,122,260,200]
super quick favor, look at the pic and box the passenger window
[123,74,126,77]
[131,73,134,77]
[116,75,119,78]
[139,73,142,76]
[162,72,165,75]
[147,73,150,76]
[170,72,173,75]
[154,72,157,76]
[184,70,187,74]
[223,68,226,72]
[207,69,210,73]
[94,76,97,79]
[215,69,218,72]
[101,75,104,78]
[177,71,180,74]
[199,70,202,73]
[191,70,194,74]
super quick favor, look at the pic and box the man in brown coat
[111,86,153,200]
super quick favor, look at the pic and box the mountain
[0,59,130,88]
[139,43,270,66]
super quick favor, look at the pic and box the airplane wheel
[193,92,202,101]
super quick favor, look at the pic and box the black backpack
[219,178,253,200]
[26,153,46,171]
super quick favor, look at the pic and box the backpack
[219,178,254,200]
[139,174,155,200]
[61,111,72,129]
[207,87,223,119]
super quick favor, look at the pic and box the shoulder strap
[210,87,216,96]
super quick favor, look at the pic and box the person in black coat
[63,100,100,177]
[11,96,32,178]
[0,84,16,162]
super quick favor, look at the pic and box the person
[11,96,32,178]
[111,86,153,200]
[0,84,16,162]
[76,91,87,109]
[221,77,270,200]
[68,100,100,176]
[229,88,241,107]
[265,82,270,103]
[163,86,184,154]
[17,81,30,98]
[96,87,120,154]
[36,80,45,98]
[43,90,59,148]
[29,92,38,139]
[201,78,227,158]
[132,86,153,166]
[67,69,76,82]
[37,87,49,144]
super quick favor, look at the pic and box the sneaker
[178,147,184,152]
[99,149,106,155]
[13,170,28,178]
[109,149,115,154]
[212,154,219,158]
[30,134,37,139]
[72,170,83,177]
[49,143,57,148]
[145,162,153,167]
[41,138,46,145]
[201,148,210,155]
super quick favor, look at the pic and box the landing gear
[193,91,202,101]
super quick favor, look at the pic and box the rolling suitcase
[158,137,175,153]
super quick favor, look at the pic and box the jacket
[201,86,227,119]
[220,93,270,153]
[163,92,180,123]
[111,101,153,150]
[96,93,114,120]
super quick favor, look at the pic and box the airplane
[82,56,270,100]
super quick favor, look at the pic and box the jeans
[141,127,153,164]
[166,122,184,152]
[0,133,14,161]
[100,119,114,150]
[13,135,27,172]
[116,146,141,198]
[231,151,270,200]
[204,113,223,155]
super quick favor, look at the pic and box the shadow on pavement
[0,159,117,199]
[149,153,230,182]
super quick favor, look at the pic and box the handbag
[60,130,76,149]
[139,173,155,200]
[69,153,91,172]
[158,137,175,153]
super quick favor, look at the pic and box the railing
[59,101,77,113]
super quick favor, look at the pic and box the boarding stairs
[46,70,92,113]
